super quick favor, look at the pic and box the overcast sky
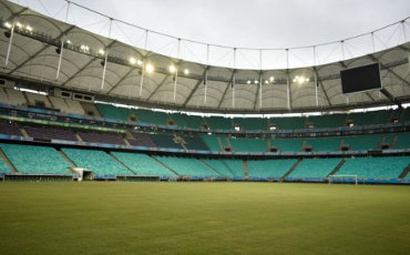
[13,0,410,49]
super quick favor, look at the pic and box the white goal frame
[328,175,358,185]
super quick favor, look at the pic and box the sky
[10,0,410,68]
[13,0,410,49]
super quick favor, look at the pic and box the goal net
[328,175,358,185]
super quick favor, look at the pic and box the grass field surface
[0,182,409,255]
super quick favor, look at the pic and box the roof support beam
[147,75,170,101]
[107,67,134,95]
[182,69,207,108]
[217,72,235,109]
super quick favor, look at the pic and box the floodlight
[246,80,251,84]
[129,57,136,65]
[146,63,154,73]
[26,25,33,32]
[169,65,176,73]
[4,22,12,29]
[183,69,189,75]
[98,49,105,55]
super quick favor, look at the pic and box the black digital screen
[340,63,382,94]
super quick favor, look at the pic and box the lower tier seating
[0,143,71,174]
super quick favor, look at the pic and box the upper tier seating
[132,108,169,125]
[25,92,53,109]
[306,114,347,129]
[24,125,78,141]
[0,121,23,136]
[96,103,132,121]
[233,117,268,131]
[62,148,132,176]
[0,143,71,174]
[205,116,233,130]
[230,137,268,152]
[305,137,341,152]
[268,116,305,130]
[3,88,27,106]
[347,110,393,126]
[270,138,304,152]
[393,133,410,149]
[201,135,222,151]
[128,132,157,147]
[48,96,71,113]
[78,131,125,145]
[342,134,383,151]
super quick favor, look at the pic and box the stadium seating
[24,125,78,141]
[25,92,53,109]
[111,152,176,177]
[4,88,27,106]
[132,108,170,125]
[268,116,305,130]
[342,135,383,151]
[305,137,341,152]
[270,138,304,152]
[306,114,347,129]
[230,137,267,152]
[0,156,12,173]
[202,158,244,179]
[287,158,341,179]
[78,131,126,145]
[336,156,410,179]
[0,121,23,136]
[0,143,71,174]
[233,117,268,131]
[347,110,392,126]
[205,116,233,130]
[154,155,218,179]
[247,159,298,180]
[96,103,132,121]
[393,133,410,149]
[62,148,132,176]
[127,132,157,147]
[201,135,222,151]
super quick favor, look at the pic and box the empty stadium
[0,1,410,254]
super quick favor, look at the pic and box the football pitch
[0,182,409,255]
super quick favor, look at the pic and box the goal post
[328,174,358,185]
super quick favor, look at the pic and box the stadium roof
[1,0,410,114]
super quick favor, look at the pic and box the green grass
[0,182,409,255]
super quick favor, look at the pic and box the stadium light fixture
[137,59,143,66]
[293,75,310,84]
[247,80,251,84]
[169,65,176,73]
[146,63,154,73]
[15,22,23,29]
[26,25,33,32]
[98,48,105,55]
[269,76,275,82]
[129,57,136,65]
[183,69,190,75]
[254,79,259,84]
[4,22,12,29]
